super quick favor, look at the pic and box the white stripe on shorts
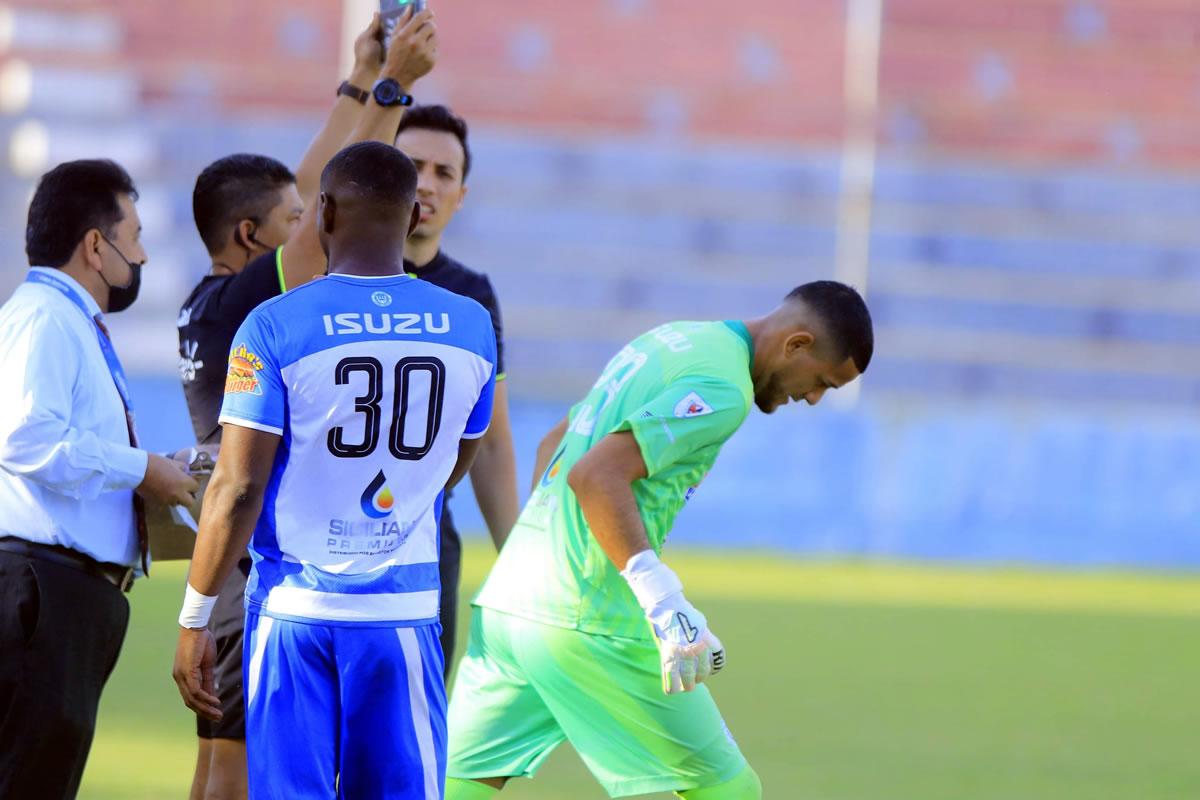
[263,586,439,623]
[246,616,274,708]
[397,627,440,800]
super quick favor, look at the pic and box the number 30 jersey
[218,273,497,628]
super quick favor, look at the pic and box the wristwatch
[372,78,414,108]
[336,80,370,105]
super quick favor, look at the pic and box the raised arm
[341,7,438,147]
[278,7,439,292]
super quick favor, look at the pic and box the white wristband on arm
[178,583,219,629]
[620,549,684,610]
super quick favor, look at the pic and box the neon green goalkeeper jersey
[474,320,754,640]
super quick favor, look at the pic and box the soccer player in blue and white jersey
[173,141,497,799]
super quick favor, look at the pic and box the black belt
[0,537,135,592]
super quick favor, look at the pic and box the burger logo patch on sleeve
[225,343,265,396]
[674,391,714,418]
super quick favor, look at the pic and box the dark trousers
[438,507,463,679]
[0,549,130,800]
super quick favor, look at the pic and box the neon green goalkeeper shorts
[446,607,749,798]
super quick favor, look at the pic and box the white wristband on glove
[621,549,685,610]
[621,550,725,694]
[178,583,218,629]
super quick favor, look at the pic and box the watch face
[374,79,400,106]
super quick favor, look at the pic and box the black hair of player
[193,154,296,255]
[786,281,874,373]
[26,159,139,269]
[396,104,472,180]
[321,141,418,209]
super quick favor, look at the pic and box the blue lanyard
[26,271,134,413]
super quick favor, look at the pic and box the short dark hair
[395,104,472,179]
[26,159,138,268]
[321,141,418,207]
[786,281,874,373]
[193,154,296,255]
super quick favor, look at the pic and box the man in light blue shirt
[0,159,200,800]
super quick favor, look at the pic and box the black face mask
[100,237,143,313]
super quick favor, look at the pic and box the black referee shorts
[196,558,250,740]
[437,505,464,678]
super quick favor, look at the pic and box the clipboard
[147,447,215,561]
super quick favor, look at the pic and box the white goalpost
[832,0,882,407]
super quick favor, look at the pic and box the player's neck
[742,317,769,383]
[326,240,406,278]
[404,233,441,269]
[210,259,242,277]
[210,244,255,276]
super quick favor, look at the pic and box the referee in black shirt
[175,12,439,799]
[397,105,520,672]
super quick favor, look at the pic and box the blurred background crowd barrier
[3,0,1197,566]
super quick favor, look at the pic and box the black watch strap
[337,80,370,105]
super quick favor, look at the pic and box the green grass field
[80,543,1200,799]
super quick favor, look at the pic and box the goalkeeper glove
[621,549,726,694]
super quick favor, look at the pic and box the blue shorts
[243,610,446,799]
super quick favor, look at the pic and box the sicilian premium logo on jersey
[674,391,713,418]
[332,471,411,555]
[224,344,264,395]
[540,446,566,488]
[360,470,396,519]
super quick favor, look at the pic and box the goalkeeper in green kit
[445,281,874,799]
